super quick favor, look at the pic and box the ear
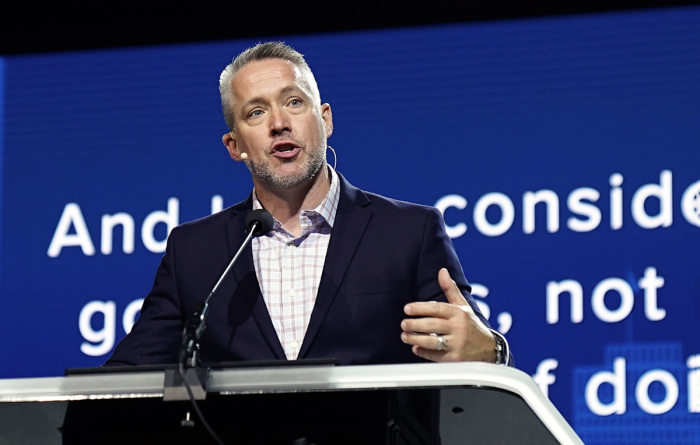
[222,131,244,161]
[321,103,333,138]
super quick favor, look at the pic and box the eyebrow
[240,85,308,111]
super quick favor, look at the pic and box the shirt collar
[252,165,340,228]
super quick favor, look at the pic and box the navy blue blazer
[106,174,489,366]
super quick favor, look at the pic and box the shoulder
[168,198,250,241]
[338,173,442,220]
[365,190,439,214]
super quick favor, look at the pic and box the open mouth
[271,142,301,159]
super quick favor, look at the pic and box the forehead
[232,58,310,102]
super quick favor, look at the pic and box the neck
[254,164,331,236]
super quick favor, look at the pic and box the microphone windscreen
[245,209,274,236]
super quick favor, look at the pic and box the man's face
[225,58,333,190]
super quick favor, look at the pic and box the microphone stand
[165,213,271,445]
[180,226,258,368]
[166,229,259,429]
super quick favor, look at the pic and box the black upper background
[2,1,699,55]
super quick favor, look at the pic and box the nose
[268,105,291,136]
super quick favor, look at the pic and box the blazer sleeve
[104,226,185,366]
[416,206,489,326]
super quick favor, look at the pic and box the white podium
[0,362,583,444]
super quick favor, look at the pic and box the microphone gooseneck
[180,209,273,367]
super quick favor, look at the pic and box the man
[106,41,510,367]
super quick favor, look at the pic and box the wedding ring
[436,335,447,351]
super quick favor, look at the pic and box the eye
[248,109,264,118]
[288,98,302,107]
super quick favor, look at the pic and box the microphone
[245,209,274,236]
[180,209,273,367]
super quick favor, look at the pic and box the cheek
[236,130,265,151]
[308,117,327,142]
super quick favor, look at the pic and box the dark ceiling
[2,1,699,55]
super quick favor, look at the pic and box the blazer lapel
[226,199,286,359]
[298,174,372,358]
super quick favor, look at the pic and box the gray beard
[246,146,326,190]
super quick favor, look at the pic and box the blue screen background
[1,6,699,443]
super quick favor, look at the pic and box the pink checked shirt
[251,167,340,360]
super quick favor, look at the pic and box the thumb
[438,268,468,306]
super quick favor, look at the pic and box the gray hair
[219,41,321,131]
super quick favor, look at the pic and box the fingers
[411,345,443,362]
[401,316,449,336]
[401,268,482,363]
[401,332,445,349]
[404,301,451,319]
[401,268,466,338]
[401,332,456,362]
[403,269,468,320]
